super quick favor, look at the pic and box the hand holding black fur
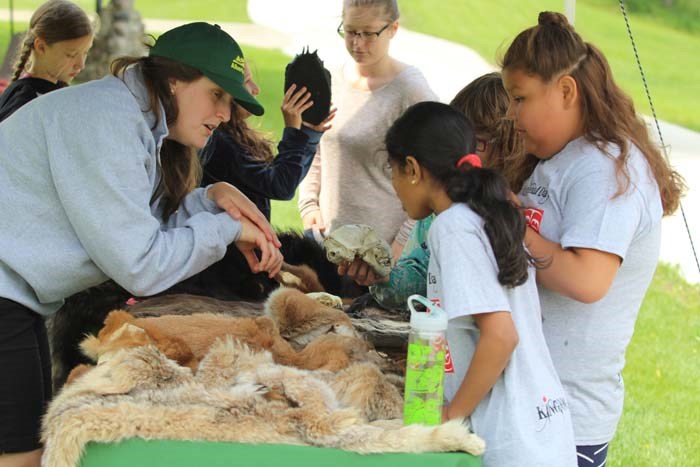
[284,47,332,126]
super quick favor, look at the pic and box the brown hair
[343,0,400,21]
[449,72,536,193]
[218,104,274,164]
[12,0,93,82]
[501,12,684,215]
[111,55,203,221]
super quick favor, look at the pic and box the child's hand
[442,405,450,423]
[338,257,389,286]
[508,190,522,207]
[303,106,337,132]
[302,210,325,232]
[281,84,313,129]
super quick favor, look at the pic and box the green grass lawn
[613,263,700,466]
[0,22,11,64]
[10,0,94,13]
[587,0,700,34]
[399,0,700,131]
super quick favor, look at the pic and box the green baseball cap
[150,22,264,116]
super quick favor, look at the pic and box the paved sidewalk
[2,3,698,282]
[0,8,291,50]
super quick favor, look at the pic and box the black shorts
[577,442,609,467]
[0,298,52,454]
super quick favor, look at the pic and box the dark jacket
[0,77,63,123]
[200,126,321,220]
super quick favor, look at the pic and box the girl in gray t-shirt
[502,12,684,464]
[385,101,577,467]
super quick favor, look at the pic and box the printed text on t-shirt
[522,180,549,204]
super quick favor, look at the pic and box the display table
[79,439,482,467]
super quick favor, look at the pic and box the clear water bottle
[403,294,448,426]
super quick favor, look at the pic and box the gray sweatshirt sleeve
[162,186,223,228]
[44,109,241,297]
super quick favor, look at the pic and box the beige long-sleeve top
[298,64,437,245]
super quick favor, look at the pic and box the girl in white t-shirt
[386,101,577,467]
[501,11,685,466]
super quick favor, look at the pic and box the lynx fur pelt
[74,288,372,378]
[42,339,485,467]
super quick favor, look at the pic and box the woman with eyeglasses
[298,0,437,262]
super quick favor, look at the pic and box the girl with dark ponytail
[386,101,576,466]
[0,0,93,122]
[352,72,532,312]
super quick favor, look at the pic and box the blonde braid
[11,34,36,82]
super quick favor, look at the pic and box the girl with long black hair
[386,101,576,466]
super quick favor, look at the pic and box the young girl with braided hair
[502,11,684,466]
[386,101,576,466]
[0,0,93,122]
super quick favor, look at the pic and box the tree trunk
[82,0,147,81]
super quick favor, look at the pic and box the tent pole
[565,0,576,25]
[9,0,14,36]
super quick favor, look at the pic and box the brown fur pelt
[42,339,485,467]
[127,291,409,352]
[75,288,380,378]
[52,288,409,391]
[264,287,356,347]
[275,262,326,293]
[127,289,409,374]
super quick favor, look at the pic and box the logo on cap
[231,56,245,73]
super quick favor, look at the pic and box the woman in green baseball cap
[0,22,280,467]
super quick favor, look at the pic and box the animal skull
[323,224,393,278]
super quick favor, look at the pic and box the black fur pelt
[46,280,132,391]
[276,230,366,299]
[165,230,356,301]
[48,230,365,390]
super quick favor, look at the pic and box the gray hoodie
[0,66,241,316]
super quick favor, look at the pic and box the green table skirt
[79,439,481,467]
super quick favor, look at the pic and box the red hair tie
[456,154,482,169]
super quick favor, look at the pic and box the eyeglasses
[337,22,392,42]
